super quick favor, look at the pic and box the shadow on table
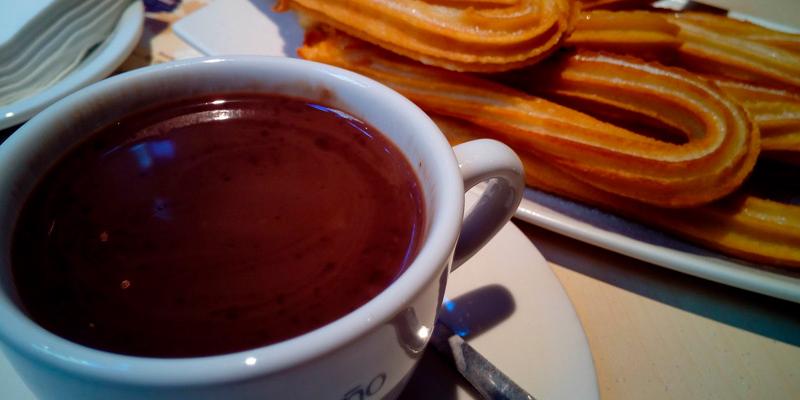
[438,284,516,341]
[398,349,479,400]
[399,285,515,400]
[517,222,800,347]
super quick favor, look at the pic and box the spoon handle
[431,320,537,400]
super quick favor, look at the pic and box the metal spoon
[430,319,537,400]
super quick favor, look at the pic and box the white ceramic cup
[0,56,524,399]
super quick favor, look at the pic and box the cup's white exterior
[0,57,523,399]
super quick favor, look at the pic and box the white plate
[513,1,800,305]
[0,190,599,400]
[0,1,143,130]
[515,189,800,304]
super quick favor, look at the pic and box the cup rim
[0,56,464,386]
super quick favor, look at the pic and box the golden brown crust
[669,13,800,90]
[299,30,759,207]
[568,11,800,89]
[565,11,681,59]
[672,12,800,55]
[565,10,800,158]
[285,6,800,267]
[712,78,800,157]
[278,0,576,72]
[433,114,800,268]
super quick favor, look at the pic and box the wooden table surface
[518,222,800,400]
[123,2,800,399]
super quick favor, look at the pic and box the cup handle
[451,139,525,271]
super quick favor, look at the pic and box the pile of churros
[275,0,800,268]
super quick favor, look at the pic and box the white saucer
[0,190,598,399]
[401,189,598,399]
[0,1,143,130]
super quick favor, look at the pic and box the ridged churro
[276,0,576,72]
[284,5,800,268]
[669,12,800,90]
[713,79,800,160]
[565,10,800,160]
[569,10,800,89]
[565,10,680,59]
[435,114,800,268]
[299,30,759,207]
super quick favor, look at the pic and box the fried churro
[435,114,800,268]
[276,0,575,72]
[299,30,758,207]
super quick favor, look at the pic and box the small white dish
[0,190,599,400]
[0,1,143,130]
[0,0,58,50]
[0,0,98,77]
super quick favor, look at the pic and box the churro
[276,0,575,72]
[299,30,759,207]
[436,113,800,268]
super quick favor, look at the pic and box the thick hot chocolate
[11,93,425,357]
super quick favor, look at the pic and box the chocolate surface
[11,93,425,357]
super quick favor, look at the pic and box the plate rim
[515,189,800,304]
